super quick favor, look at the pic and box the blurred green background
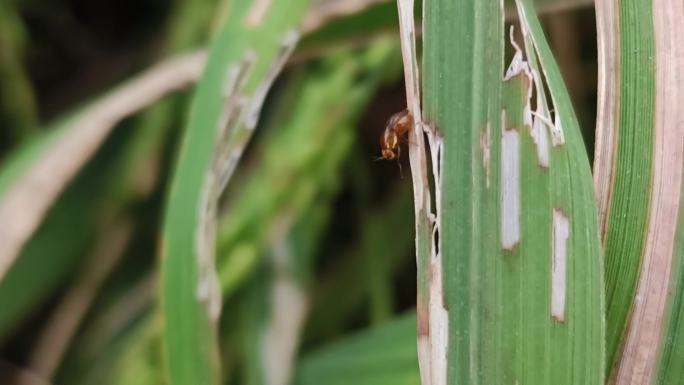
[0,1,597,384]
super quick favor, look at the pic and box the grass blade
[594,0,684,382]
[0,52,204,281]
[593,0,656,375]
[295,312,419,385]
[160,1,309,384]
[657,182,684,384]
[408,0,604,383]
[0,0,37,145]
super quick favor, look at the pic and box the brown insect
[380,109,413,160]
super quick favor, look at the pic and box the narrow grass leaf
[160,1,309,384]
[594,0,684,383]
[410,0,604,383]
[593,0,656,374]
[295,312,419,385]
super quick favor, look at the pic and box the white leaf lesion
[196,172,222,321]
[514,1,566,148]
[196,55,257,321]
[503,25,555,169]
[501,110,521,250]
[246,31,300,131]
[551,208,569,322]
